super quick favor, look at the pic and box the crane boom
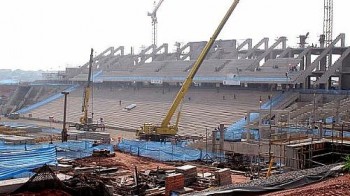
[148,0,164,18]
[137,0,240,140]
[87,49,93,88]
[161,0,240,128]
[70,48,100,131]
[81,48,94,125]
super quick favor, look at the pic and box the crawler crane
[136,0,240,140]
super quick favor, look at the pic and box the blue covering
[54,140,114,159]
[0,140,114,180]
[223,92,287,141]
[17,71,102,114]
[0,146,57,180]
[117,139,223,162]
[0,79,19,85]
[17,84,79,114]
[93,70,103,80]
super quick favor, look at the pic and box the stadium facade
[54,34,350,90]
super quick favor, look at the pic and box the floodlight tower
[148,0,165,47]
[323,0,333,46]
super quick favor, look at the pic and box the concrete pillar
[341,74,350,90]
[246,112,251,140]
[212,131,217,154]
[275,112,280,140]
[219,124,225,156]
[306,52,312,70]
[281,37,287,49]
[320,56,327,71]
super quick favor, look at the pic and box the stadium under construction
[1,1,350,195]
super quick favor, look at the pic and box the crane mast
[137,0,240,140]
[81,48,94,125]
[323,0,333,46]
[148,0,165,47]
[70,48,99,131]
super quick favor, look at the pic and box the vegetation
[344,155,350,171]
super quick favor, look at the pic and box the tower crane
[323,0,333,46]
[148,0,165,47]
[137,0,240,141]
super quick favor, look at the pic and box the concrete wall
[341,74,350,90]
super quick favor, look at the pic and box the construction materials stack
[214,168,232,186]
[67,130,110,143]
[175,165,197,186]
[165,173,184,196]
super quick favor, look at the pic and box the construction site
[1,0,350,195]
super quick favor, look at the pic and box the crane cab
[137,123,177,141]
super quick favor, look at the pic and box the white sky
[1,0,349,71]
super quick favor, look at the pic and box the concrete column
[212,131,217,154]
[246,112,251,140]
[320,56,327,71]
[219,124,225,156]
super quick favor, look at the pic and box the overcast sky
[1,0,349,71]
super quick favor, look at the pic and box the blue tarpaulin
[117,139,223,162]
[223,92,287,141]
[0,146,57,180]
[0,140,114,180]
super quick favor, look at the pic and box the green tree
[344,155,350,171]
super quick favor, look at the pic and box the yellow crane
[266,156,274,177]
[136,0,240,140]
[71,48,98,131]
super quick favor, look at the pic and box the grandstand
[0,34,350,191]
[2,34,350,138]
[23,86,273,136]
[61,34,350,90]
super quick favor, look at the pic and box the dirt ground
[6,119,250,187]
[75,151,250,187]
[75,151,176,172]
[264,174,350,196]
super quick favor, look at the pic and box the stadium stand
[22,87,273,136]
[2,35,350,142]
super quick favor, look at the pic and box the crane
[71,48,98,131]
[137,0,240,141]
[323,0,333,46]
[148,0,165,47]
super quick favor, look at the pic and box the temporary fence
[117,139,224,162]
[0,146,56,180]
[0,140,114,180]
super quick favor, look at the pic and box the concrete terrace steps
[23,88,268,136]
